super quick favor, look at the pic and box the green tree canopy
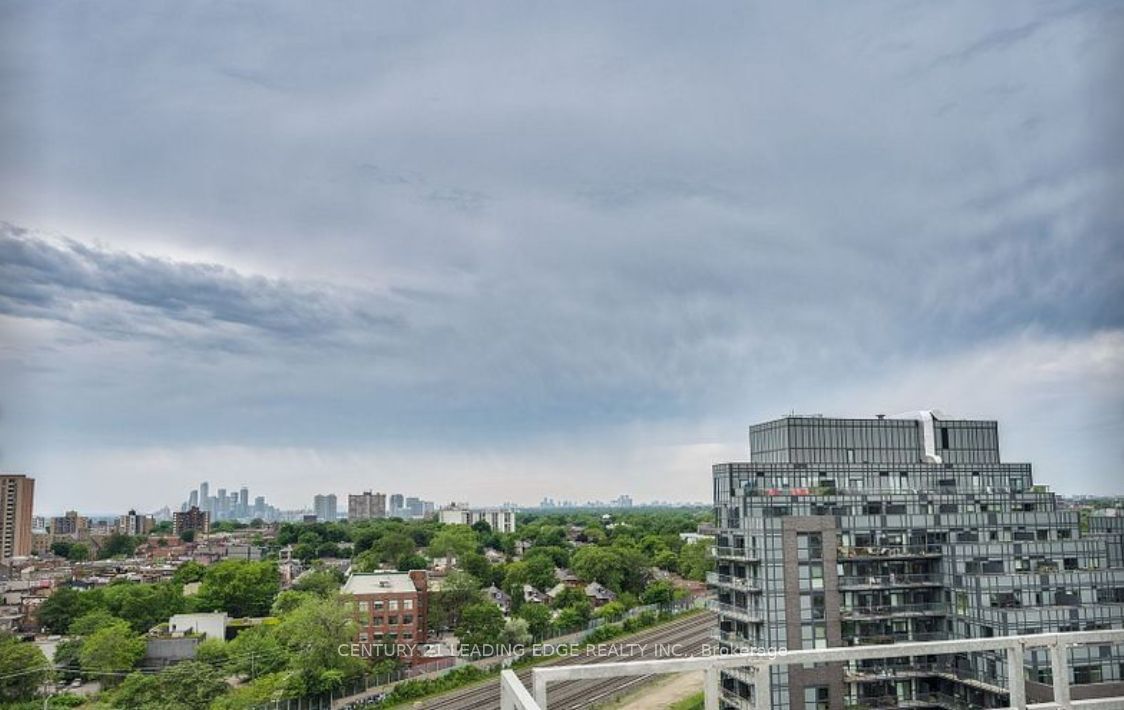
[38,587,104,634]
[0,632,50,702]
[516,603,552,639]
[274,596,365,696]
[78,620,145,686]
[103,581,186,633]
[195,560,280,618]
[456,602,505,652]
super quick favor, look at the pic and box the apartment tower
[0,474,34,559]
[711,412,1124,709]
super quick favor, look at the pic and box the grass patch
[670,690,705,710]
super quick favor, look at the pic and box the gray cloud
[0,1,1121,510]
[0,224,406,345]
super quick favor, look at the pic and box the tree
[291,569,342,598]
[79,620,145,686]
[38,587,104,634]
[456,602,505,652]
[555,601,591,630]
[396,553,429,572]
[678,541,713,581]
[194,638,230,668]
[270,590,316,616]
[225,626,287,679]
[180,529,196,543]
[499,618,532,646]
[50,540,73,558]
[274,596,365,695]
[373,532,416,565]
[69,610,123,636]
[53,637,84,682]
[640,580,675,606]
[158,661,229,707]
[0,632,49,701]
[195,560,280,618]
[571,546,623,591]
[428,570,481,631]
[428,526,479,560]
[111,661,228,710]
[471,520,492,535]
[67,543,90,562]
[550,586,586,610]
[517,603,552,639]
[99,533,139,559]
[653,549,679,572]
[173,560,208,585]
[103,581,186,633]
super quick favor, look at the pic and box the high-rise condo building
[711,411,1124,709]
[389,493,405,516]
[0,474,34,559]
[314,494,338,522]
[438,504,517,533]
[117,509,155,536]
[173,505,211,536]
[348,491,386,521]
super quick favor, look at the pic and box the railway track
[415,612,715,710]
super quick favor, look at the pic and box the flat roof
[342,572,417,595]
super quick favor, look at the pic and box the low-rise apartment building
[342,570,429,665]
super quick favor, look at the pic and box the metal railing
[837,545,944,559]
[714,546,761,561]
[708,600,765,623]
[838,573,942,589]
[499,628,1124,709]
[708,572,763,592]
[840,602,948,619]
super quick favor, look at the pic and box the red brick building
[342,570,429,665]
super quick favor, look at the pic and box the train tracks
[416,611,716,710]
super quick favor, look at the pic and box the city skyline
[2,3,1122,512]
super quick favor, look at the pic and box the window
[373,600,384,610]
[358,601,369,612]
[940,427,950,449]
[389,599,399,611]
[804,686,829,710]
[404,599,414,610]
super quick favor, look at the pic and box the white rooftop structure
[341,572,417,595]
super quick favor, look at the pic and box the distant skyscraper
[240,487,250,516]
[199,481,209,506]
[348,491,386,521]
[0,474,34,559]
[390,493,405,515]
[314,494,338,522]
[188,489,199,509]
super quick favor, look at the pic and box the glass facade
[713,414,1124,710]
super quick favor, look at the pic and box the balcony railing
[848,631,948,645]
[840,602,948,619]
[708,572,763,592]
[714,546,761,561]
[838,573,943,589]
[708,600,765,623]
[838,545,943,560]
[499,628,1124,710]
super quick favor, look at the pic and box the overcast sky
[1,2,1122,514]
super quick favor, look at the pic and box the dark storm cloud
[0,224,405,343]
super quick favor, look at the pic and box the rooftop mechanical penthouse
[710,411,1124,710]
